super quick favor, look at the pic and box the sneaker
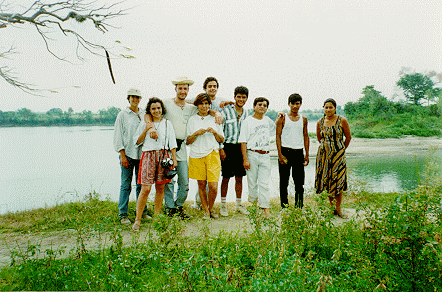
[191,203,201,210]
[120,217,131,225]
[220,204,228,217]
[210,212,219,219]
[202,213,210,220]
[177,206,192,220]
[132,223,140,232]
[141,213,152,220]
[236,204,249,215]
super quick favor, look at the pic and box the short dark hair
[194,93,212,106]
[288,93,302,105]
[234,86,249,97]
[253,97,269,107]
[146,97,166,115]
[203,77,219,89]
[323,98,337,108]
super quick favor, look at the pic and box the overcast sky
[1,0,441,113]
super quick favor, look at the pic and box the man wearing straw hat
[144,77,222,219]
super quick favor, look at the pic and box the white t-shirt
[238,115,276,152]
[163,98,198,161]
[186,114,224,158]
[134,119,177,152]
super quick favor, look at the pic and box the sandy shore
[270,136,441,157]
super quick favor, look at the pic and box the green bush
[1,188,441,291]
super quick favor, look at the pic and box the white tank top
[281,114,304,149]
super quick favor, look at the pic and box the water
[0,126,440,214]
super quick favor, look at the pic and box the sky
[1,0,441,113]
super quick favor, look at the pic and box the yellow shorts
[188,150,221,182]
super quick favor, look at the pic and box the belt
[248,149,269,154]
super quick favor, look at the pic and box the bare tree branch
[0,0,126,91]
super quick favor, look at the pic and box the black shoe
[168,208,177,218]
[177,206,192,220]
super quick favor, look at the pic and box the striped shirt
[221,104,249,145]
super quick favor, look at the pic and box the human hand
[206,127,216,134]
[303,156,309,166]
[279,155,288,165]
[243,160,251,170]
[214,112,223,125]
[120,156,129,168]
[196,129,207,136]
[219,149,226,161]
[148,128,158,140]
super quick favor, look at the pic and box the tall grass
[1,179,441,291]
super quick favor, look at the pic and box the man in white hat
[144,77,223,219]
[114,88,149,224]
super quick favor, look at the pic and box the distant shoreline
[270,136,442,157]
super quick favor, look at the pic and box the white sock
[236,199,242,206]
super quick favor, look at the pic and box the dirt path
[0,208,360,268]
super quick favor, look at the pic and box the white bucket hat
[172,76,194,86]
[127,88,142,97]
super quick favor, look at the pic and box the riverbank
[269,136,442,157]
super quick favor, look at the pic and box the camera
[161,158,173,168]
[165,168,177,179]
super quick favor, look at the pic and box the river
[0,125,440,214]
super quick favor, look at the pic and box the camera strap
[160,119,168,162]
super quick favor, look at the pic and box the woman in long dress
[315,98,351,218]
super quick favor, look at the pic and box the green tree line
[0,107,121,127]
[344,70,442,138]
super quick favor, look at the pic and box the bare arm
[170,148,178,169]
[208,109,223,125]
[341,117,352,149]
[119,150,129,168]
[275,114,286,164]
[303,116,310,166]
[241,142,250,170]
[136,124,149,145]
[207,127,224,143]
[143,113,157,140]
[186,129,206,145]
[316,121,321,143]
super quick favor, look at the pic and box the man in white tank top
[275,93,310,208]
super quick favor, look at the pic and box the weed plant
[1,180,442,291]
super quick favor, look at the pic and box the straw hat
[171,76,194,86]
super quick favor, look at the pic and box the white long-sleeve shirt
[113,107,144,159]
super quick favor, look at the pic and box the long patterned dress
[315,115,347,195]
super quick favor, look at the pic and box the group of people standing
[113,76,352,232]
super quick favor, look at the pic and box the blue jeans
[164,160,189,209]
[118,156,144,219]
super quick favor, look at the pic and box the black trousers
[278,147,305,208]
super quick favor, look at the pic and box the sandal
[132,223,140,232]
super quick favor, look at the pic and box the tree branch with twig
[0,0,126,92]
